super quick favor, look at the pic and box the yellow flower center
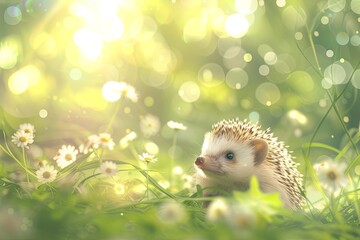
[43,171,51,179]
[105,168,112,174]
[327,171,337,180]
[19,136,27,143]
[145,157,152,162]
[65,154,73,161]
[100,137,109,143]
[24,129,31,134]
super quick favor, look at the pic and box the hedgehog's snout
[195,156,205,168]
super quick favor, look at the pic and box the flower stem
[169,132,177,189]
[146,162,149,200]
[22,148,30,182]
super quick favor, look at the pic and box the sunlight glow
[8,65,41,95]
[73,28,103,61]
[225,14,249,38]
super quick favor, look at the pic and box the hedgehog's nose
[195,156,205,167]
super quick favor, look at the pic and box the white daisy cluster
[79,133,115,153]
[314,159,348,195]
[11,123,35,149]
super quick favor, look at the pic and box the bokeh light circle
[224,14,249,38]
[321,16,329,24]
[39,109,48,118]
[259,65,270,76]
[276,0,286,8]
[351,35,360,46]
[351,69,360,89]
[102,81,122,102]
[336,32,349,45]
[287,71,314,93]
[198,63,225,87]
[326,50,334,57]
[324,65,346,84]
[249,111,260,122]
[235,0,258,15]
[264,51,277,65]
[351,0,360,14]
[295,32,303,40]
[328,0,346,12]
[4,6,22,25]
[178,81,200,103]
[255,82,281,106]
[323,62,351,85]
[226,68,248,90]
[243,53,253,62]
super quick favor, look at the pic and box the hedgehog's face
[195,133,268,181]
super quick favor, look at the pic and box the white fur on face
[200,133,255,181]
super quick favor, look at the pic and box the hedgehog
[193,119,304,209]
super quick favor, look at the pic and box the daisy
[54,145,78,169]
[79,134,100,153]
[117,82,138,102]
[19,123,35,136]
[119,131,137,149]
[99,161,117,177]
[36,165,58,184]
[140,114,161,137]
[157,202,186,224]
[124,84,138,103]
[314,159,348,194]
[207,198,230,222]
[11,130,34,149]
[98,133,115,150]
[167,121,187,131]
[139,152,157,163]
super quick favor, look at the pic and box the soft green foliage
[1,0,360,239]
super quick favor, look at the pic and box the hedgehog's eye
[225,152,234,160]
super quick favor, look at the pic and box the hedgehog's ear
[249,139,268,165]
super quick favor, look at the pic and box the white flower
[124,84,138,103]
[119,131,137,149]
[19,123,35,136]
[115,82,138,102]
[11,130,34,149]
[114,183,125,195]
[98,133,115,150]
[207,198,231,222]
[229,204,257,227]
[167,121,187,131]
[36,165,58,184]
[315,160,348,194]
[79,134,100,154]
[54,145,78,169]
[157,202,186,224]
[99,161,117,177]
[140,114,161,137]
[139,152,157,163]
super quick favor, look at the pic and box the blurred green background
[1,0,360,239]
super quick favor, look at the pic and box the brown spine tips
[249,139,269,165]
